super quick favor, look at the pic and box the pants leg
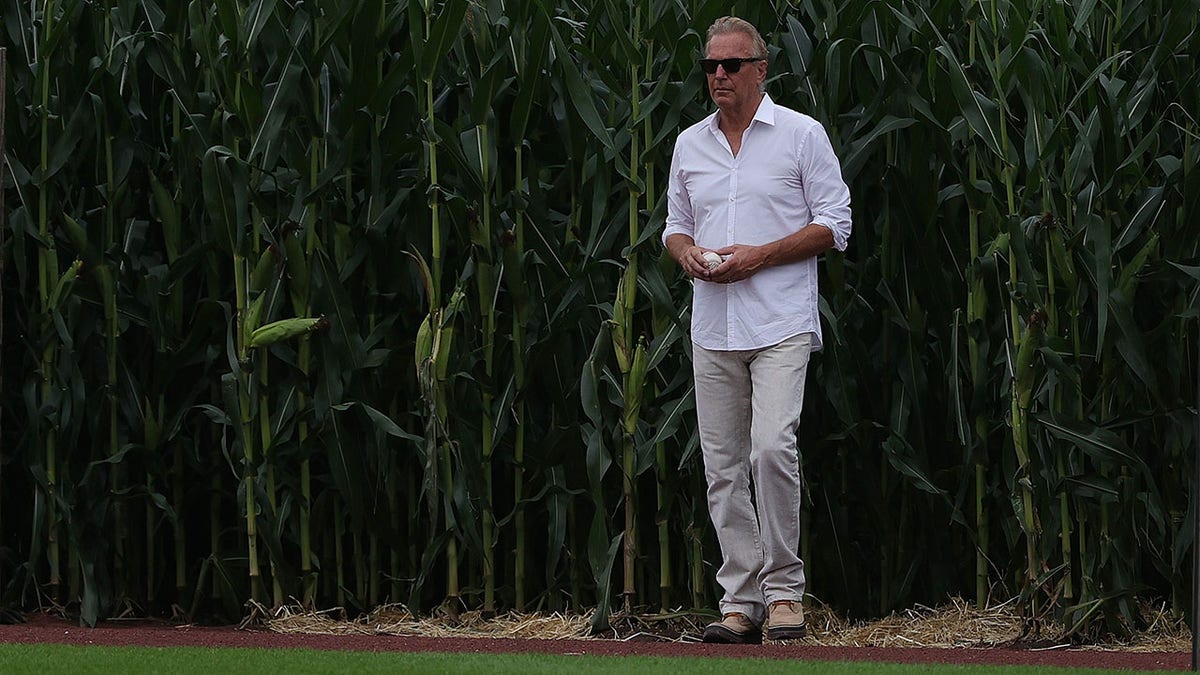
[748,333,811,604]
[692,342,763,624]
[694,333,813,621]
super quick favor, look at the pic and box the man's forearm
[757,223,835,267]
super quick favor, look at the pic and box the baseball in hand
[702,251,723,270]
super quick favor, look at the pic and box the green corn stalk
[206,33,263,606]
[368,0,391,609]
[233,250,263,602]
[503,5,549,610]
[1049,219,1081,603]
[411,240,465,613]
[344,159,383,609]
[255,343,276,612]
[611,255,641,614]
[633,4,677,611]
[651,334,672,610]
[101,260,123,593]
[58,226,87,605]
[388,402,402,604]
[436,305,461,615]
[249,240,282,607]
[105,189,124,592]
[413,280,465,615]
[644,54,672,611]
[480,217,498,616]
[94,0,123,602]
[1056,95,1091,607]
[289,42,327,603]
[959,14,989,612]
[1042,213,1073,605]
[1012,305,1044,609]
[507,160,530,610]
[221,113,263,607]
[285,217,315,606]
[200,232,225,616]
[987,0,1040,615]
[966,145,990,610]
[460,6,502,613]
[618,7,647,613]
[469,177,499,616]
[101,58,126,610]
[36,0,62,602]
[622,335,648,612]
[878,132,897,615]
[151,161,187,604]
[424,9,443,304]
[416,0,468,616]
[500,214,530,609]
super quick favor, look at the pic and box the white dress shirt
[662,94,852,352]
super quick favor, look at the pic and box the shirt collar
[708,92,777,132]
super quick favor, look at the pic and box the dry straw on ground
[261,597,1192,651]
[265,604,591,640]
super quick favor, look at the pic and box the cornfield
[0,0,1197,637]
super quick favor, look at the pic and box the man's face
[705,32,766,113]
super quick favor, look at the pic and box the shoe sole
[765,623,808,641]
[702,624,763,644]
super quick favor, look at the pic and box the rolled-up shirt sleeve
[661,139,695,245]
[800,125,852,252]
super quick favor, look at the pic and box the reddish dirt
[0,613,1189,670]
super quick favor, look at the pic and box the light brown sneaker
[765,600,807,640]
[701,612,763,644]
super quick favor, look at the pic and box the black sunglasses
[699,57,764,74]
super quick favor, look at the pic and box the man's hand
[677,245,717,279]
[666,234,722,280]
[706,244,766,283]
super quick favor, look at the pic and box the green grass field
[0,643,1162,675]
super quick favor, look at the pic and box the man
[661,16,852,644]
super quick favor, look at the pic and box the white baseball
[702,251,723,270]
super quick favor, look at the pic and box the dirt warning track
[0,613,1189,671]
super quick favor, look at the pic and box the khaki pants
[692,332,812,625]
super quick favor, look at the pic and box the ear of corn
[47,259,83,310]
[249,317,326,348]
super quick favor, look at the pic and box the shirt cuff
[810,219,849,252]
[661,223,692,247]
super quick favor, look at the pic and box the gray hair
[706,16,768,60]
